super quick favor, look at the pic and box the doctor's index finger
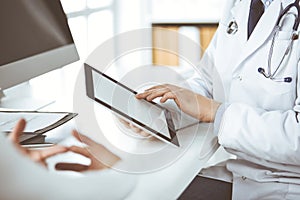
[145,88,171,101]
[135,90,156,99]
[136,87,169,99]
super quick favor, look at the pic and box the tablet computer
[84,63,179,147]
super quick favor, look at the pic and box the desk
[43,98,218,199]
[45,120,217,199]
[126,123,217,199]
[11,62,220,199]
[36,66,219,199]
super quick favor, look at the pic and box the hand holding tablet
[84,63,179,147]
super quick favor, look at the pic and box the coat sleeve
[218,22,300,165]
[187,0,237,98]
[218,91,300,166]
[187,30,218,98]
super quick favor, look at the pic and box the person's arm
[216,48,300,165]
[116,38,220,134]
[186,0,238,99]
[186,29,219,98]
[218,101,300,166]
[135,67,300,167]
[134,33,223,126]
[136,84,221,123]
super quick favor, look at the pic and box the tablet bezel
[84,63,179,147]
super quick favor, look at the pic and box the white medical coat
[189,0,300,199]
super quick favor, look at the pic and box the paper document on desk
[0,111,77,134]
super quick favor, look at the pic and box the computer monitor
[0,0,79,92]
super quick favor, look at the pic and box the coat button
[242,176,247,180]
[238,75,243,81]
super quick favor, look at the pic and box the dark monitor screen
[0,0,79,90]
[0,0,74,66]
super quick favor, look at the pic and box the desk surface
[23,63,219,199]
[45,120,217,199]
[126,123,217,199]
[41,82,218,199]
[42,90,218,200]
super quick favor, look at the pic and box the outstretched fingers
[136,87,171,101]
[38,145,68,160]
[160,92,177,103]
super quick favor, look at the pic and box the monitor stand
[0,82,55,110]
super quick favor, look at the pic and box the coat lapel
[231,0,282,72]
[230,0,251,45]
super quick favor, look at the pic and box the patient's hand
[9,119,68,167]
[55,130,121,172]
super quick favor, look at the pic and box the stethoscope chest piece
[227,20,238,35]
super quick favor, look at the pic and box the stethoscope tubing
[277,0,300,32]
[262,0,300,82]
[226,0,300,83]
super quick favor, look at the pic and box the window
[60,0,114,58]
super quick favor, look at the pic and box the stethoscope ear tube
[258,67,269,78]
[293,0,300,31]
[283,77,293,82]
[275,0,300,31]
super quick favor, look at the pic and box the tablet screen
[84,63,179,146]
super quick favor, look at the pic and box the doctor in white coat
[136,0,300,199]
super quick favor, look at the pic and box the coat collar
[229,0,282,71]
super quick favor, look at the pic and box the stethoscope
[227,0,300,83]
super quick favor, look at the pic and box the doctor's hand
[117,117,151,138]
[55,130,120,172]
[9,119,68,167]
[136,84,221,123]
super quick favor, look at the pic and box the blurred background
[60,0,225,67]
[27,0,225,102]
